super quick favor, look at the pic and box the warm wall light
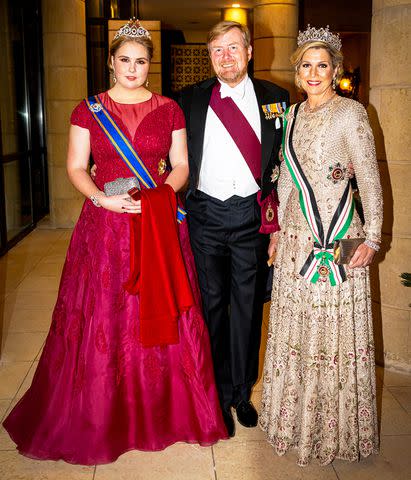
[222,6,248,25]
[337,67,360,99]
[339,77,352,92]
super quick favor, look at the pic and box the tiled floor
[1,227,411,479]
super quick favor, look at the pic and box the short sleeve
[70,100,92,130]
[171,100,186,131]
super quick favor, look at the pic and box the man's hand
[267,233,279,266]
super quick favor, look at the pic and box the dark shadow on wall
[367,102,393,429]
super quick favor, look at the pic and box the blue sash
[85,95,186,223]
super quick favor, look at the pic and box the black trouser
[186,189,269,411]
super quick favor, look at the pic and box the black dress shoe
[235,400,258,428]
[222,408,235,437]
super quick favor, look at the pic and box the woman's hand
[98,194,141,214]
[348,243,376,269]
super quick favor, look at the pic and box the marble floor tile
[40,253,67,265]
[16,274,60,293]
[0,251,43,266]
[376,365,411,387]
[0,399,12,421]
[2,291,57,309]
[0,451,94,480]
[379,387,411,436]
[333,435,411,480]
[0,362,32,398]
[13,361,38,401]
[388,386,411,413]
[1,332,46,362]
[0,424,15,450]
[26,229,66,241]
[213,440,337,480]
[2,305,53,333]
[29,262,64,277]
[9,242,53,257]
[229,423,267,444]
[48,239,71,254]
[94,444,215,480]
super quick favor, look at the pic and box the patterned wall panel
[171,44,212,92]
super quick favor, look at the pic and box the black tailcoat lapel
[251,78,278,180]
[189,77,216,175]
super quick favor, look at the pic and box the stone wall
[42,0,87,227]
[369,0,411,370]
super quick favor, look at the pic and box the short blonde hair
[207,21,251,52]
[107,36,153,73]
[291,41,343,90]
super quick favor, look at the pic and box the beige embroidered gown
[260,96,383,466]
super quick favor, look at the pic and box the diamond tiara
[297,25,342,51]
[113,18,151,40]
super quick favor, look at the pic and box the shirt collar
[218,75,250,100]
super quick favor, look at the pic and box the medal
[266,203,275,222]
[318,265,329,277]
[158,159,167,175]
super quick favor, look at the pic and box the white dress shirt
[198,75,261,201]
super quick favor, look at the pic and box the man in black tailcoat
[178,20,289,437]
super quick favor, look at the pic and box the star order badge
[327,162,346,183]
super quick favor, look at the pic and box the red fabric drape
[124,184,194,346]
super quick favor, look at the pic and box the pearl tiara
[297,25,342,51]
[113,18,151,40]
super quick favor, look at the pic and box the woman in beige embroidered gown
[260,27,383,466]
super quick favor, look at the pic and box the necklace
[304,94,337,113]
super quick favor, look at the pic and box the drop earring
[332,76,336,90]
[145,79,150,88]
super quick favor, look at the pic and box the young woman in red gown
[3,20,227,465]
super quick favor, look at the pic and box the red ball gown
[3,92,228,465]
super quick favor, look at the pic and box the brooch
[327,162,346,183]
[261,102,287,120]
[270,165,280,183]
[158,159,167,175]
[90,103,102,112]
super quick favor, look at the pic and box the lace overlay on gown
[3,92,227,465]
[260,96,382,466]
